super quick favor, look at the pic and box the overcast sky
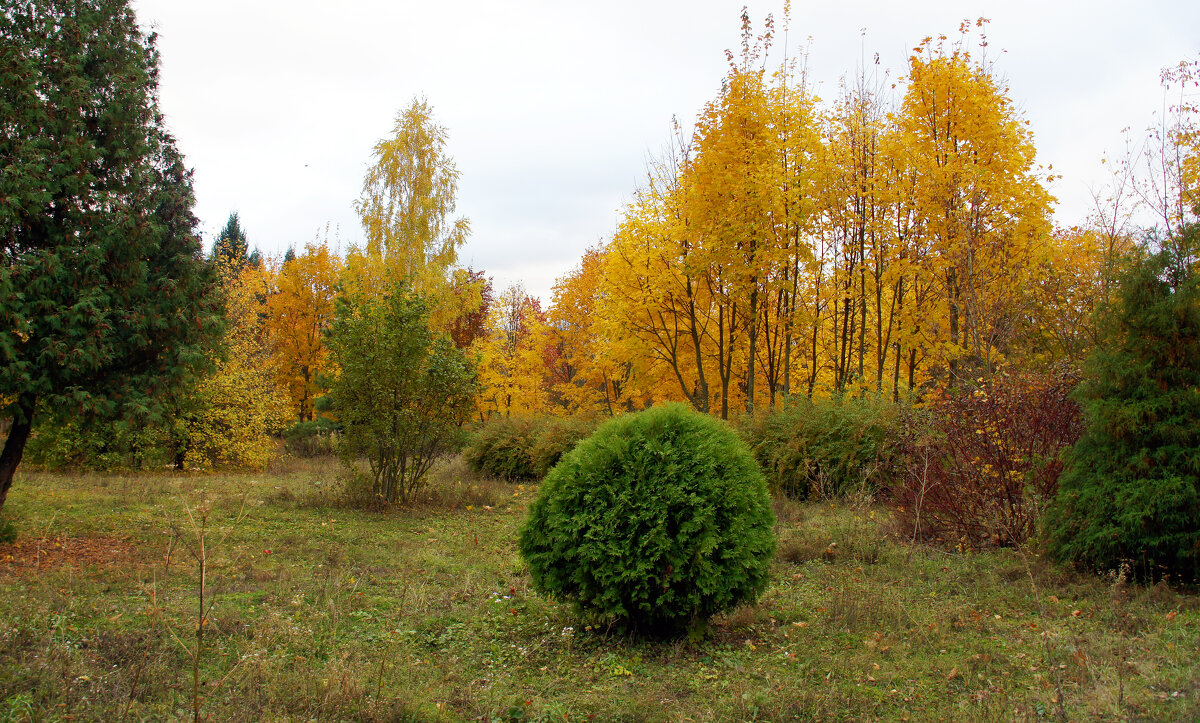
[131,0,1199,303]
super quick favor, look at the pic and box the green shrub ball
[519,404,776,636]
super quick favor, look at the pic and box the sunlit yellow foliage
[265,240,343,422]
[475,284,551,418]
[600,145,720,413]
[1017,226,1137,367]
[348,97,475,328]
[186,262,290,468]
[575,16,1058,417]
[442,16,1182,420]
[547,247,641,416]
[895,26,1054,381]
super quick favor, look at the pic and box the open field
[0,458,1197,722]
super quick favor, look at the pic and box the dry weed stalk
[159,495,248,723]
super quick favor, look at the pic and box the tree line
[2,1,1197,510]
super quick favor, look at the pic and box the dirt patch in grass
[0,535,136,576]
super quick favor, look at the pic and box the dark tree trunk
[0,394,37,511]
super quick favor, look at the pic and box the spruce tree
[0,0,218,509]
[1044,225,1200,581]
[212,212,250,267]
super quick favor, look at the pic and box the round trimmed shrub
[518,403,776,636]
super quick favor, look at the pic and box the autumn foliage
[892,370,1083,549]
[10,1,1198,601]
[511,19,1064,422]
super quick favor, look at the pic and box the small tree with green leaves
[1044,225,1200,581]
[326,283,476,506]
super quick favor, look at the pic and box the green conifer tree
[1044,225,1200,581]
[0,0,219,509]
[212,212,249,267]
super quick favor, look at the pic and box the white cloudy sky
[132,0,1199,303]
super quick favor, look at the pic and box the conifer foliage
[211,213,250,268]
[1045,227,1200,581]
[519,404,775,636]
[0,0,217,509]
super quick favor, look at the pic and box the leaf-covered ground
[0,457,1196,721]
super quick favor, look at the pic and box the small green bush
[282,418,340,458]
[737,393,902,499]
[326,283,477,506]
[0,515,16,544]
[519,403,775,636]
[464,416,602,480]
[529,417,598,477]
[23,412,173,471]
[463,417,541,481]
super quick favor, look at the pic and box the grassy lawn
[0,457,1196,722]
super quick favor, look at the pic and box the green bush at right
[1045,231,1200,582]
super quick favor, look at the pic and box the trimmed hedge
[529,417,598,478]
[463,417,541,480]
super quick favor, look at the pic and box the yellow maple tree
[265,240,343,422]
[475,284,552,418]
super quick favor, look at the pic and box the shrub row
[463,416,599,480]
[736,393,902,500]
[282,418,341,458]
[739,373,1083,552]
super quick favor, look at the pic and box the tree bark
[0,394,37,511]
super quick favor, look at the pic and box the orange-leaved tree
[547,246,640,416]
[266,240,343,422]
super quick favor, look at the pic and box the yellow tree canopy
[265,240,343,422]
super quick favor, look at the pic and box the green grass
[0,457,1197,721]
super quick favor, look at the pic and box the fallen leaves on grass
[0,536,136,576]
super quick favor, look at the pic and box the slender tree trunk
[839,289,853,392]
[0,393,37,511]
[602,372,615,417]
[859,226,868,382]
[808,302,820,399]
[685,289,710,414]
[746,286,758,414]
[947,267,960,382]
[892,277,905,402]
[908,347,918,392]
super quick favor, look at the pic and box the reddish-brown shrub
[892,370,1083,549]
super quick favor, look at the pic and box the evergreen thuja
[519,404,776,637]
[1044,227,1200,582]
